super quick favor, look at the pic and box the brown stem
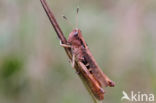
[40,0,66,43]
[40,0,72,59]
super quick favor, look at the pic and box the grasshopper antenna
[76,7,79,28]
[62,15,74,28]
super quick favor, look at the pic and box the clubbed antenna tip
[62,15,73,28]
[76,7,79,28]
[62,15,68,20]
[77,7,79,14]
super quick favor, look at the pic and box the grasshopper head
[69,28,80,37]
[68,28,82,46]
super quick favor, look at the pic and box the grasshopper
[60,28,115,100]
[40,0,115,100]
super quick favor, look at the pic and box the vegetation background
[0,0,156,103]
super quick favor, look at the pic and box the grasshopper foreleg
[60,41,71,48]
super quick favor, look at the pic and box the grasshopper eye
[73,31,78,36]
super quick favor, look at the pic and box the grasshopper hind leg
[81,57,92,73]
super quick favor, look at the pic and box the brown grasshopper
[60,28,115,100]
[40,0,114,100]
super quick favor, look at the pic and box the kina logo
[121,91,155,102]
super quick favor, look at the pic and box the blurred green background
[0,0,156,103]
